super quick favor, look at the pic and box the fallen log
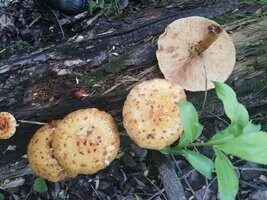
[0,0,241,164]
[1,1,267,199]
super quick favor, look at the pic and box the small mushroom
[156,16,236,91]
[0,112,16,139]
[122,79,186,150]
[52,108,120,174]
[27,121,77,182]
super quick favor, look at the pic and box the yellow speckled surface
[27,121,77,182]
[52,108,120,174]
[0,112,16,139]
[123,79,186,150]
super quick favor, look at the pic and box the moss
[236,73,267,96]
[86,71,107,85]
[104,53,132,73]
[13,40,30,50]
[213,2,266,25]
[213,13,248,24]
[0,40,31,58]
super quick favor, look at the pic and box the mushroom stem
[191,24,223,56]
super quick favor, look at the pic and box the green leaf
[209,121,256,145]
[0,193,4,200]
[182,150,214,180]
[33,178,47,193]
[134,194,141,200]
[242,121,261,134]
[178,100,203,146]
[213,81,249,134]
[208,124,236,144]
[160,147,183,155]
[160,147,171,155]
[88,1,97,13]
[218,132,267,164]
[88,1,105,13]
[8,187,19,194]
[215,149,238,200]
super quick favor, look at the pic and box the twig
[50,8,65,39]
[179,169,196,180]
[170,155,199,200]
[200,53,208,115]
[0,48,6,54]
[90,185,103,200]
[235,167,267,172]
[156,152,187,200]
[239,180,267,190]
[144,176,168,200]
[202,110,229,125]
[28,15,42,28]
[252,85,267,98]
[202,177,217,200]
[147,188,166,200]
[24,186,33,200]
[18,120,46,125]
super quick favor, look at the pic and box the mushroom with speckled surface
[156,16,236,91]
[0,112,17,139]
[122,79,186,150]
[52,108,120,174]
[27,121,77,182]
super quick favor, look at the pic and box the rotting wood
[0,0,240,164]
[156,152,187,200]
[1,1,267,199]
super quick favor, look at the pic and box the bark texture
[1,1,266,198]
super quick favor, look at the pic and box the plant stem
[178,141,223,149]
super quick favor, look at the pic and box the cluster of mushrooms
[27,108,121,182]
[1,16,235,182]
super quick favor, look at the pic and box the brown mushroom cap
[27,121,77,182]
[0,112,16,139]
[52,108,120,174]
[156,16,236,91]
[122,79,186,150]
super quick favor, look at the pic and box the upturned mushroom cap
[0,112,16,139]
[27,121,77,182]
[52,108,120,174]
[122,79,186,150]
[156,16,236,91]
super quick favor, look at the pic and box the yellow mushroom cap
[122,79,186,150]
[0,112,16,139]
[27,121,77,182]
[52,108,120,174]
[156,16,236,91]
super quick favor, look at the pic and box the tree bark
[0,0,241,164]
[1,1,266,199]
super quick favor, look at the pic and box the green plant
[88,0,105,14]
[244,0,267,5]
[0,193,4,200]
[33,178,47,193]
[7,187,19,194]
[0,40,30,58]
[87,0,124,16]
[161,81,266,200]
